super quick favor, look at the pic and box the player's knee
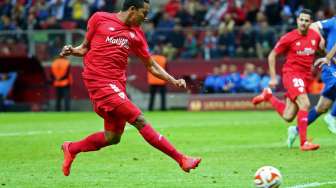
[299,101,310,111]
[109,137,121,145]
[104,133,121,145]
[131,115,147,130]
[316,103,330,114]
[316,106,328,114]
[283,114,295,122]
[302,105,310,111]
[283,117,295,122]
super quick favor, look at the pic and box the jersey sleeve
[317,17,336,34]
[85,12,101,42]
[274,34,290,55]
[131,29,151,59]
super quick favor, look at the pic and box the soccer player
[59,0,201,176]
[252,9,322,151]
[287,16,336,147]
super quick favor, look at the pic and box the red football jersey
[274,28,321,74]
[83,12,150,83]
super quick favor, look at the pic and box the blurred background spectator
[147,54,168,111]
[0,72,17,111]
[240,63,260,93]
[50,56,72,111]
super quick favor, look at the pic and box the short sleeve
[131,29,151,59]
[85,12,101,42]
[274,34,290,55]
[317,17,336,33]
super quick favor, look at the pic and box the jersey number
[292,78,304,87]
[109,84,126,99]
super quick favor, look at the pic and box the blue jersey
[318,17,336,85]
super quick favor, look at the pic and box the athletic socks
[297,110,308,146]
[139,124,183,163]
[270,96,285,116]
[69,131,110,154]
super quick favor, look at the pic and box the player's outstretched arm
[142,57,186,88]
[60,39,90,57]
[268,50,278,88]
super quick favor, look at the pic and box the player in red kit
[59,0,201,176]
[252,9,322,151]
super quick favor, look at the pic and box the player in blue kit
[287,16,336,148]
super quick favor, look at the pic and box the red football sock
[297,110,308,146]
[139,124,183,163]
[269,96,285,116]
[69,131,110,154]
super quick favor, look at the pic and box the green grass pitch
[0,111,335,188]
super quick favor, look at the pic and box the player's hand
[173,79,187,89]
[314,57,331,68]
[60,45,74,57]
[268,78,278,88]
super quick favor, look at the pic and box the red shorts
[282,72,312,101]
[94,100,142,134]
[83,79,142,134]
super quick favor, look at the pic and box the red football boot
[61,142,76,176]
[179,156,202,173]
[300,141,320,151]
[252,88,272,105]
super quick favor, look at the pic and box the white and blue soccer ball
[254,166,282,188]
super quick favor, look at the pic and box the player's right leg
[61,110,125,176]
[252,88,288,118]
[251,88,272,105]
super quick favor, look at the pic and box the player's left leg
[115,101,201,172]
[295,94,319,151]
[252,88,287,117]
[132,115,201,173]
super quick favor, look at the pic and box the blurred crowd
[202,63,323,94]
[143,0,335,60]
[0,0,335,60]
[202,63,278,94]
[0,0,117,30]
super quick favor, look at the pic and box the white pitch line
[0,120,272,137]
[286,181,336,188]
[0,130,76,137]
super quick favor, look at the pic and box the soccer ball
[254,166,282,188]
